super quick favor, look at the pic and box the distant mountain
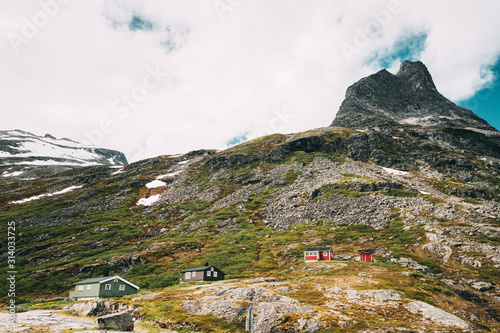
[0,130,127,179]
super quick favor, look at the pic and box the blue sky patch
[128,15,154,31]
[368,31,427,69]
[458,59,500,130]
[227,134,248,147]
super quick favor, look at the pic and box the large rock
[405,301,473,329]
[96,311,134,331]
[422,233,453,262]
[471,281,494,291]
[182,285,313,333]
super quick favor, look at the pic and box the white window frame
[186,272,191,279]
[105,284,111,290]
[114,278,118,282]
[192,271,196,277]
[324,251,328,256]
[214,271,218,277]
[86,285,92,291]
[119,285,125,291]
[207,271,211,277]
[78,285,84,291]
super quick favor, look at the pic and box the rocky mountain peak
[396,60,437,92]
[331,60,496,132]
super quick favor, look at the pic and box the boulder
[405,301,473,329]
[471,281,494,291]
[96,311,134,331]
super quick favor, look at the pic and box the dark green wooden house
[69,276,139,300]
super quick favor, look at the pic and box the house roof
[181,266,224,273]
[71,275,140,290]
[306,247,332,252]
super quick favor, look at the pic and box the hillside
[1,61,499,332]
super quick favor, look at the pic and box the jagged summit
[331,60,496,132]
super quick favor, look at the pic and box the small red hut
[358,249,376,262]
[304,246,334,263]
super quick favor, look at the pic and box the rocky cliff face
[331,60,497,132]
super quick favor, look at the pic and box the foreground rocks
[406,301,474,330]
[96,311,134,331]
[0,310,94,332]
[179,276,475,332]
[182,283,312,332]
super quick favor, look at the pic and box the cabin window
[114,278,118,282]
[78,285,84,291]
[323,251,328,256]
[192,271,197,277]
[119,285,125,291]
[186,272,191,279]
[105,284,111,290]
[87,285,91,291]
[207,271,211,276]
[214,271,218,277]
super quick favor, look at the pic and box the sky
[1,0,500,163]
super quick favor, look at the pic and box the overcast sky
[1,0,500,162]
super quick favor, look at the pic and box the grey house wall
[69,283,100,299]
[183,270,205,282]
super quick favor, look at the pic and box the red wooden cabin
[304,246,334,263]
[358,249,376,262]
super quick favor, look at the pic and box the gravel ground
[0,310,95,332]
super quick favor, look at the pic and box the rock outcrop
[96,311,134,331]
[405,300,474,329]
[63,300,137,317]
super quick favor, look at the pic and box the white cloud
[1,0,499,162]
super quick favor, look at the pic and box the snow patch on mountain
[157,171,182,179]
[2,171,24,177]
[11,185,83,204]
[382,167,409,176]
[146,180,166,189]
[137,195,160,206]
